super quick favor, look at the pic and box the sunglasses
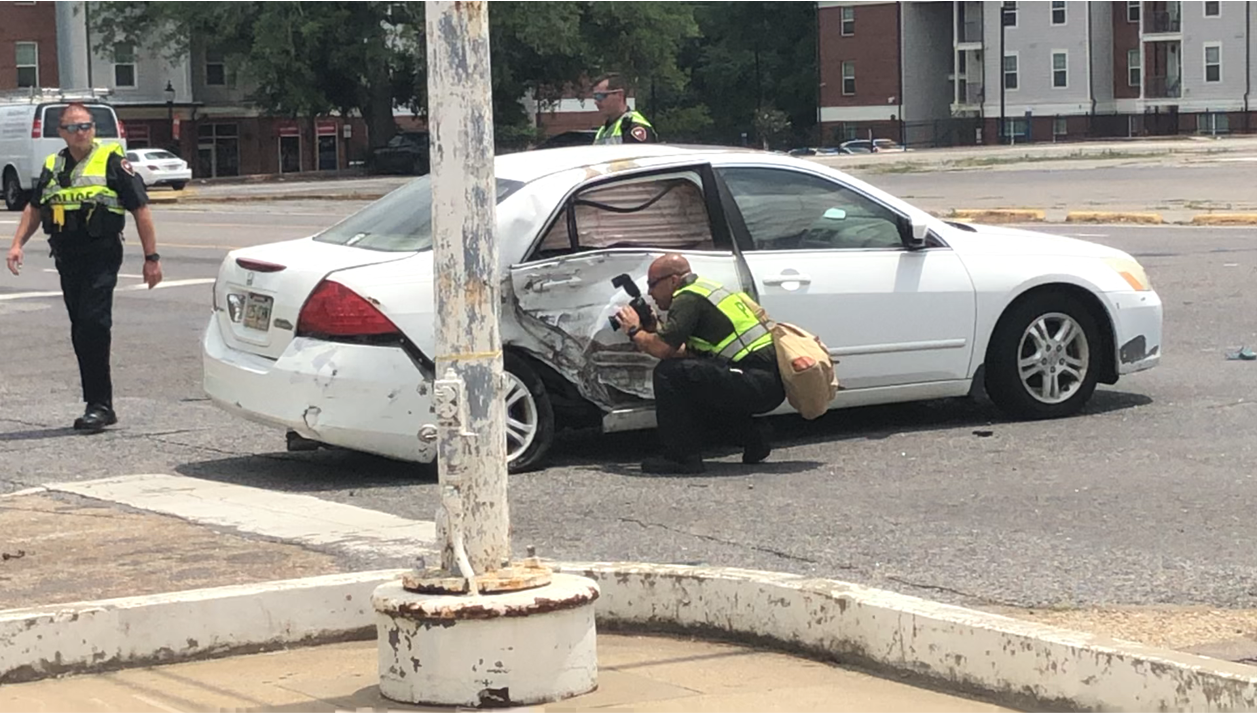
[647,273,679,290]
[592,89,622,101]
[60,122,95,133]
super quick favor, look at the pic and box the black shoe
[742,421,772,465]
[73,405,117,433]
[641,456,706,475]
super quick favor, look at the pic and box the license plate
[243,293,273,331]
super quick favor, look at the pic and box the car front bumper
[1108,289,1163,375]
[202,316,436,462]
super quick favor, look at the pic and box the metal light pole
[425,0,509,577]
[372,6,598,703]
[164,80,175,152]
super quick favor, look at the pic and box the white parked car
[202,144,1162,471]
[124,148,191,190]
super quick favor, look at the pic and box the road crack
[619,517,822,565]
[883,575,1023,608]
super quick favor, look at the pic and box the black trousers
[53,236,123,409]
[652,355,785,461]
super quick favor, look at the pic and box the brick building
[0,1,58,91]
[819,0,1257,147]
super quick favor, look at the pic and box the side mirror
[905,215,929,250]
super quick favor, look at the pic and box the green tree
[89,1,701,152]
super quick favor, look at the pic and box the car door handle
[530,276,583,292]
[762,273,812,286]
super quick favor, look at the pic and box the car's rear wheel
[170,181,187,191]
[3,169,27,212]
[504,352,554,473]
[984,292,1102,420]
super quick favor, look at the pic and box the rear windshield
[313,175,524,252]
[141,150,179,160]
[42,105,120,138]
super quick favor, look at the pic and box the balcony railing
[1145,76,1181,98]
[1145,10,1182,33]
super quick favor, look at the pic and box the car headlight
[1104,257,1152,291]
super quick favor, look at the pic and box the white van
[0,89,126,211]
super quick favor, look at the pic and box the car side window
[534,171,715,259]
[718,167,904,252]
[126,152,138,162]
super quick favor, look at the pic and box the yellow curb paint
[1065,211,1163,224]
[1190,213,1257,226]
[950,209,1046,223]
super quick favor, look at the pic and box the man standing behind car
[5,102,163,432]
[591,72,657,145]
[614,254,784,474]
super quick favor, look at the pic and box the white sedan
[202,144,1162,471]
[124,148,191,190]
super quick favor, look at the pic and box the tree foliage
[88,1,816,151]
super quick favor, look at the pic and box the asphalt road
[2,201,1255,612]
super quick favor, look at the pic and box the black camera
[608,273,656,332]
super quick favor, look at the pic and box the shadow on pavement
[173,389,1152,489]
[0,426,83,442]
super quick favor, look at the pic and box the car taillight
[30,117,41,139]
[147,164,159,170]
[297,280,400,338]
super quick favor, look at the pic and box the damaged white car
[202,144,1162,471]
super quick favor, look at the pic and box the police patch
[120,158,135,175]
[630,125,649,142]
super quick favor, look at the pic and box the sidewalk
[0,634,1011,712]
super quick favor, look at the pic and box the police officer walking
[615,254,784,474]
[5,102,163,432]
[591,73,657,145]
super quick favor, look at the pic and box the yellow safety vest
[674,277,774,363]
[594,111,654,145]
[40,141,126,234]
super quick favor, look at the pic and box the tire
[504,352,555,473]
[984,292,1102,420]
[170,181,188,191]
[3,169,27,212]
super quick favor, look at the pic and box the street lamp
[164,80,176,151]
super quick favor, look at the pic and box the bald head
[646,253,692,310]
[648,254,690,282]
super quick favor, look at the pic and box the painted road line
[0,277,215,301]
[45,473,437,559]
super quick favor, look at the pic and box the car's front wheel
[170,181,188,191]
[504,352,555,473]
[984,292,1102,420]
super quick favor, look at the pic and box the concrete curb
[0,569,404,685]
[1190,213,1257,226]
[949,208,1046,223]
[175,192,387,204]
[1065,210,1164,225]
[6,562,1257,710]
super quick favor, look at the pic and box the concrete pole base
[372,573,599,707]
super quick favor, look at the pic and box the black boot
[742,420,772,464]
[74,404,117,433]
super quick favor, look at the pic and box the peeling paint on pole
[425,0,509,575]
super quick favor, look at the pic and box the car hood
[940,223,1132,259]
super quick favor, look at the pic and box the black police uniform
[31,149,149,418]
[651,275,785,469]
[599,112,658,144]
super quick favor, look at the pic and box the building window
[1204,1,1220,16]
[1002,1,1018,27]
[114,43,136,88]
[840,6,855,36]
[1204,43,1221,82]
[1051,0,1066,25]
[842,61,855,95]
[1053,117,1068,137]
[1003,117,1027,139]
[1127,1,1141,22]
[1003,53,1019,90]
[1128,48,1141,87]
[15,42,37,88]
[205,49,226,86]
[1052,51,1068,88]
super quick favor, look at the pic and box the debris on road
[1225,346,1257,361]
